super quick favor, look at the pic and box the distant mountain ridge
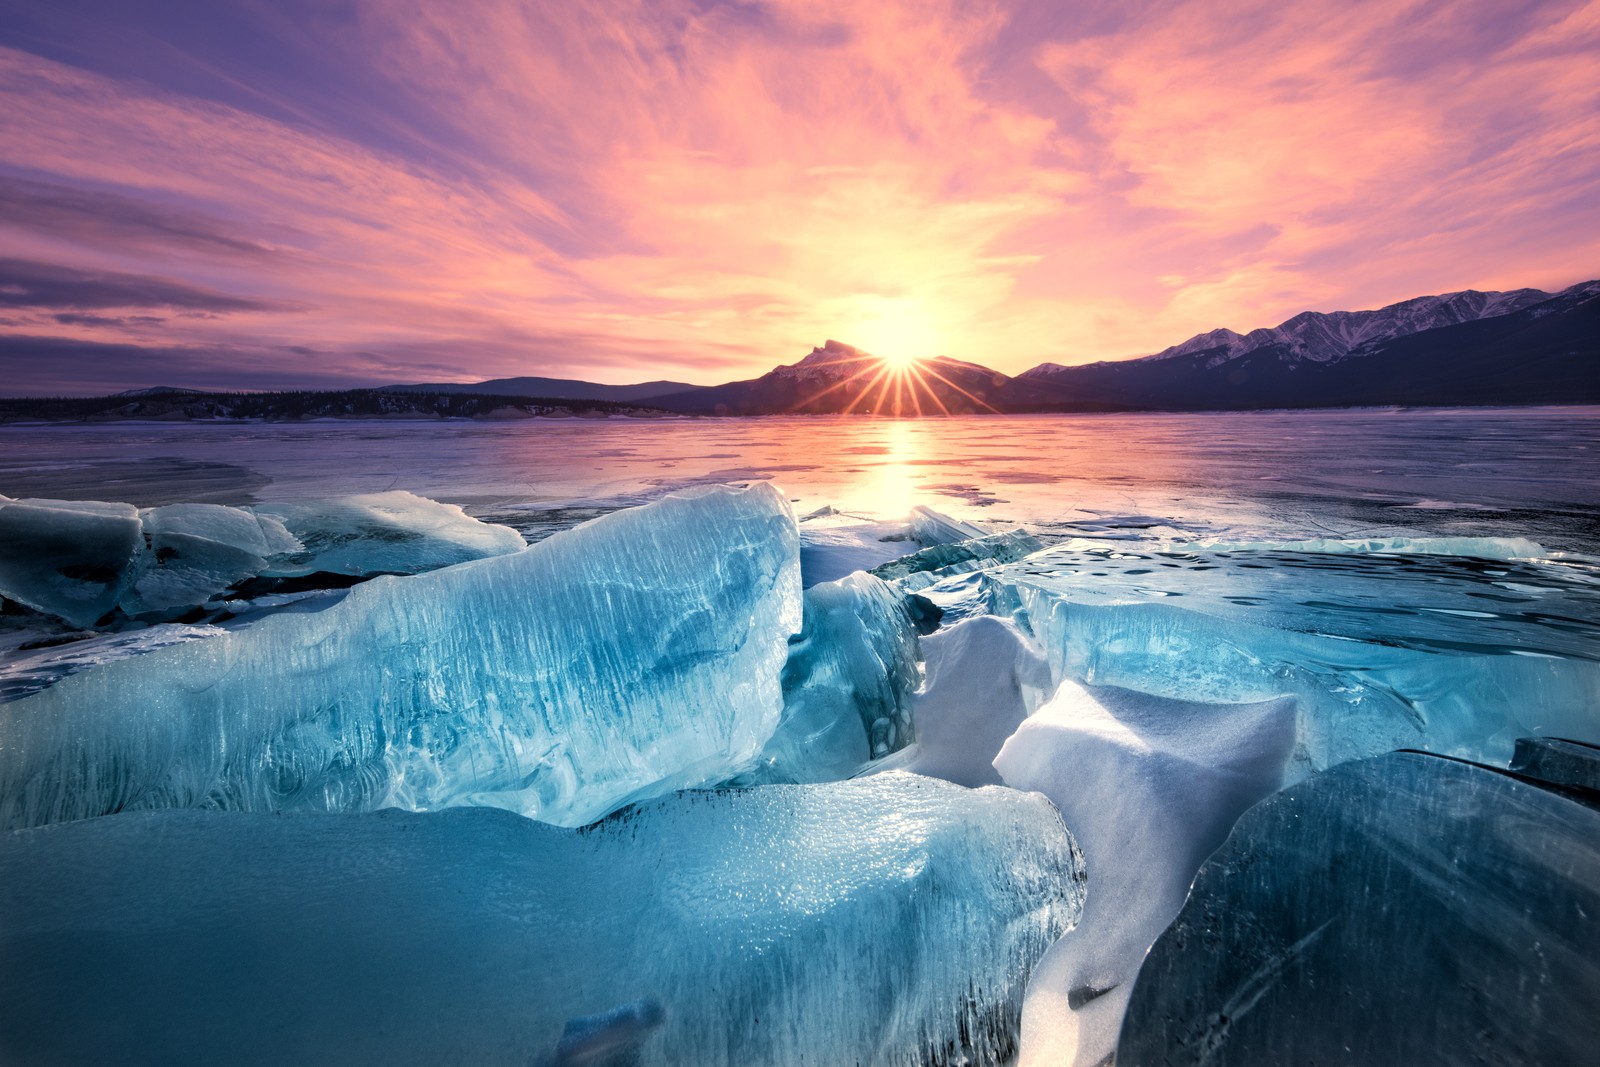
[386,375,695,403]
[0,389,675,423]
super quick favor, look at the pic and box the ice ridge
[0,484,801,830]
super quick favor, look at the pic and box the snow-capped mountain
[1016,280,1599,411]
[1025,282,1594,378]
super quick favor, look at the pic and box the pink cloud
[0,0,1594,392]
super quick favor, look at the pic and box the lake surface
[3,407,1598,553]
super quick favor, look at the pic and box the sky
[0,0,1596,394]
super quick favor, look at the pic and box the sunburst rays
[793,353,1000,417]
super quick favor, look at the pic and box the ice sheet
[995,542,1600,769]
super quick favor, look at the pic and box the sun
[849,297,942,366]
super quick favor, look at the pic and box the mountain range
[1015,279,1599,410]
[636,279,1597,414]
[8,279,1596,418]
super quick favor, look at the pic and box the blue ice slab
[0,484,800,830]
[873,528,1042,584]
[0,773,1083,1067]
[1118,749,1600,1067]
[747,571,921,783]
[120,503,303,616]
[0,497,144,626]
[254,490,524,576]
[995,543,1600,768]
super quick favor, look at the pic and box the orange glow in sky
[0,1,1595,393]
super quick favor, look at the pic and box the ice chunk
[120,503,302,616]
[0,773,1084,1067]
[994,681,1297,1067]
[0,484,800,830]
[0,497,144,627]
[910,504,989,546]
[870,615,1053,788]
[900,568,1029,628]
[1508,735,1600,791]
[996,542,1600,768]
[1119,750,1600,1066]
[254,490,524,576]
[746,571,920,783]
[874,528,1042,584]
[549,999,665,1067]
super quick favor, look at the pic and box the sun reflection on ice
[868,419,921,521]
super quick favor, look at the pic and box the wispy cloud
[0,258,287,312]
[0,0,1593,393]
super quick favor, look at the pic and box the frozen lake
[2,407,1597,1067]
[3,407,1598,553]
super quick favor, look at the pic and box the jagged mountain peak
[795,339,872,367]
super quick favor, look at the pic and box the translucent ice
[1119,750,1600,1066]
[873,528,1042,584]
[0,497,144,627]
[899,568,1029,629]
[0,484,800,830]
[909,504,989,546]
[995,542,1600,769]
[255,490,525,576]
[994,681,1297,1067]
[748,571,921,783]
[0,773,1084,1067]
[0,623,220,704]
[120,503,302,616]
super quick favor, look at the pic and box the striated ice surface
[994,542,1600,769]
[254,490,525,576]
[120,503,302,616]
[747,571,921,783]
[0,623,220,703]
[0,484,800,830]
[869,615,1052,788]
[1119,750,1600,1066]
[0,497,144,626]
[0,773,1084,1067]
[995,681,1297,1067]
